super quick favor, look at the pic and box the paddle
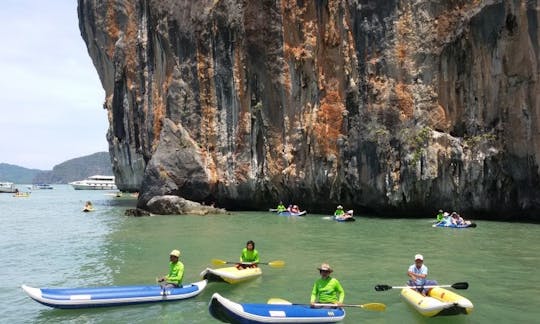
[211,258,285,268]
[267,298,386,311]
[374,282,469,291]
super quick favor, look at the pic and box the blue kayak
[209,293,345,323]
[432,222,477,228]
[277,210,307,216]
[21,280,207,309]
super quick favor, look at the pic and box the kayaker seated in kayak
[334,205,345,217]
[450,212,472,226]
[435,211,451,225]
[158,249,184,288]
[276,201,287,213]
[407,254,438,296]
[334,206,354,220]
[237,240,259,269]
[310,263,345,307]
[289,205,300,213]
[436,209,445,222]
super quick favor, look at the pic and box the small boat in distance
[0,182,17,193]
[69,175,117,190]
[32,184,54,190]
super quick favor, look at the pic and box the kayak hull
[21,280,207,309]
[433,222,477,228]
[401,287,473,317]
[333,216,355,222]
[209,293,345,323]
[277,211,306,216]
[200,266,262,284]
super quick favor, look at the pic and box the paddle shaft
[311,303,385,311]
[375,282,468,291]
[212,258,285,267]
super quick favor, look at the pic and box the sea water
[1,185,539,323]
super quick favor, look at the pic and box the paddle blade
[374,284,392,291]
[267,298,292,305]
[211,259,228,266]
[268,260,285,268]
[451,282,469,290]
[360,303,386,311]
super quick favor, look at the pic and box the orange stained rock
[395,82,414,119]
[313,87,344,156]
[196,44,219,184]
[105,2,120,58]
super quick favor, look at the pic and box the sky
[0,1,108,170]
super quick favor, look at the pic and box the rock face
[78,0,540,220]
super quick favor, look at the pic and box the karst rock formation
[78,0,540,220]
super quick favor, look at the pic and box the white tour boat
[0,182,17,193]
[69,175,117,190]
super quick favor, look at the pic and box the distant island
[0,152,113,184]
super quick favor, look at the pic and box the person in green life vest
[276,201,287,213]
[334,205,345,217]
[310,263,345,306]
[237,240,259,269]
[436,209,445,222]
[158,249,184,288]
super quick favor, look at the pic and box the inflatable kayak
[277,210,306,216]
[334,216,355,222]
[21,280,207,309]
[209,293,345,323]
[432,222,476,228]
[401,287,473,317]
[200,266,262,284]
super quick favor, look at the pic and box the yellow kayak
[200,266,262,284]
[401,287,473,317]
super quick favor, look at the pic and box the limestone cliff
[78,0,540,220]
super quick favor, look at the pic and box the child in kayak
[237,240,259,269]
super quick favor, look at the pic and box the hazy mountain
[0,152,113,184]
[0,164,41,183]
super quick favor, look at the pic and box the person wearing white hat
[407,254,438,296]
[334,205,345,217]
[158,249,184,289]
[310,263,345,306]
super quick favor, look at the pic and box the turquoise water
[1,185,539,323]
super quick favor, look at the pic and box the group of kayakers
[435,209,473,226]
[275,201,302,213]
[157,241,347,306]
[158,239,441,307]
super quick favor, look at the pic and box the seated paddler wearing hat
[334,205,345,217]
[158,249,184,288]
[407,254,438,296]
[310,263,345,306]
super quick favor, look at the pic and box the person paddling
[237,240,259,269]
[310,263,345,307]
[276,201,287,213]
[407,254,438,296]
[158,249,184,289]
